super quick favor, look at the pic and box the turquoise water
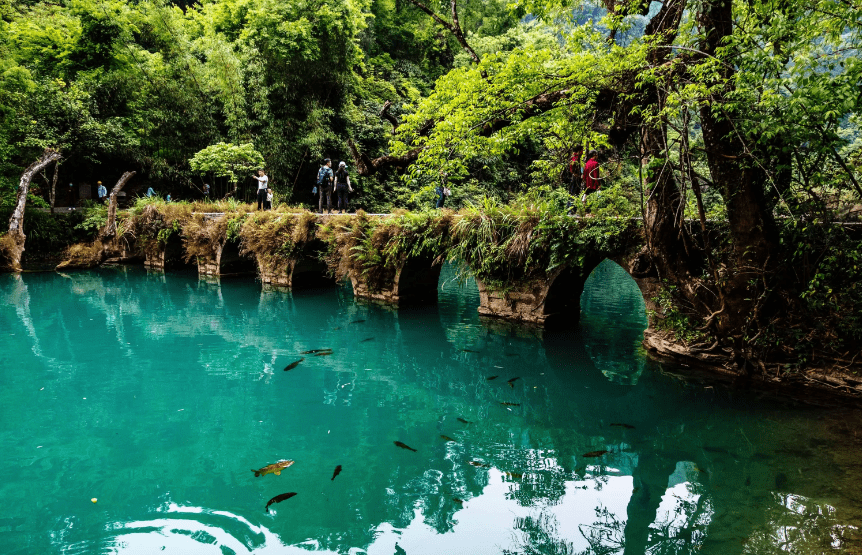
[1,261,861,554]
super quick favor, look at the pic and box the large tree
[355,0,862,372]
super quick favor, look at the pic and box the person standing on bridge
[334,161,353,214]
[252,169,269,210]
[581,150,603,203]
[316,159,334,214]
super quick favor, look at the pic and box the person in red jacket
[581,150,602,202]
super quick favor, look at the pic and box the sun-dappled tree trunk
[49,160,60,215]
[1,149,63,272]
[101,171,136,241]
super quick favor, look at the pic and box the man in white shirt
[252,170,269,210]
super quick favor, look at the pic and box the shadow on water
[0,264,861,554]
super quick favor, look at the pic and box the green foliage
[773,221,862,356]
[74,202,108,232]
[189,143,265,186]
[647,283,705,343]
[448,192,637,288]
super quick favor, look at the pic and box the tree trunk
[697,0,779,340]
[49,160,60,215]
[101,171,137,242]
[1,149,63,272]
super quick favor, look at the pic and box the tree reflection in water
[2,266,862,555]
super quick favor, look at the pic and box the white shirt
[254,175,269,190]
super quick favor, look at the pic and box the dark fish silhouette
[394,441,417,452]
[469,461,490,468]
[351,319,366,323]
[505,353,521,357]
[457,418,471,424]
[582,450,608,458]
[500,402,520,407]
[265,492,297,513]
[283,358,305,371]
[301,349,331,354]
[462,349,479,353]
[610,423,635,429]
[360,337,375,342]
[314,351,334,357]
[504,471,523,479]
[486,375,499,381]
[507,377,520,384]
[453,497,464,504]
[331,465,342,481]
[440,435,455,442]
[252,459,294,477]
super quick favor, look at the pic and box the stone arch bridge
[100,210,660,328]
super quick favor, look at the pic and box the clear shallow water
[1,261,861,555]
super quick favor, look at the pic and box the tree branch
[405,0,482,66]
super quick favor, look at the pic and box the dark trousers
[257,188,267,210]
[336,185,348,212]
[318,187,332,213]
[568,174,582,196]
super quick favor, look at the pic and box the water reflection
[0,265,861,554]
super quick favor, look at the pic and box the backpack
[317,167,328,185]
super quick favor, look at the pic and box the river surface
[1,261,861,555]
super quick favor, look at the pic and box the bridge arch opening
[291,239,335,289]
[163,234,194,271]
[219,238,256,275]
[578,258,650,384]
[395,254,442,304]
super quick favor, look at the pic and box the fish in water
[487,375,499,381]
[610,423,635,429]
[582,450,608,458]
[505,353,521,357]
[457,418,471,424]
[314,351,334,357]
[301,349,331,354]
[453,497,464,504]
[331,465,342,481]
[469,461,490,468]
[462,349,479,353]
[351,319,366,324]
[265,492,297,513]
[504,471,523,480]
[507,377,521,384]
[440,435,456,442]
[283,358,305,371]
[394,441,417,452]
[252,459,295,477]
[360,337,375,342]
[500,402,521,407]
